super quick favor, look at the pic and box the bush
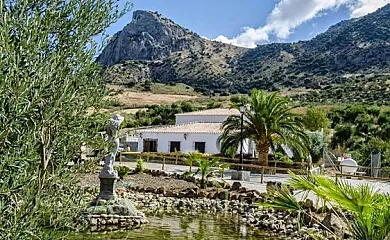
[135,158,146,173]
[114,166,131,179]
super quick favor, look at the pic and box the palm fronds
[262,172,390,240]
[219,89,309,165]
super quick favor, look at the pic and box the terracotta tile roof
[175,108,240,116]
[136,122,223,134]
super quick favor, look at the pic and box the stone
[185,189,198,198]
[304,199,314,210]
[231,171,250,181]
[218,191,229,200]
[231,182,242,191]
[145,187,155,193]
[156,187,166,195]
[90,218,98,226]
[198,190,208,198]
[97,177,117,200]
[230,194,238,201]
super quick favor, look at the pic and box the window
[194,142,206,153]
[143,140,157,152]
[169,141,181,152]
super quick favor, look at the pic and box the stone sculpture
[97,114,124,200]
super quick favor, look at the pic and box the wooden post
[175,155,178,165]
[162,156,165,170]
[119,152,122,164]
[261,167,264,184]
[147,155,150,162]
[274,161,276,175]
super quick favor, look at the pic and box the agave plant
[196,157,219,189]
[260,172,390,240]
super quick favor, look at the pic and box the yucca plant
[260,172,390,240]
[196,157,219,188]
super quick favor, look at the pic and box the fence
[119,152,316,183]
[119,151,390,182]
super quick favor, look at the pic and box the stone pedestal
[231,170,250,181]
[97,174,117,200]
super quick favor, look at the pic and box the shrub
[114,166,131,179]
[135,158,146,173]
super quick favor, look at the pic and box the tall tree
[219,89,309,166]
[0,0,131,239]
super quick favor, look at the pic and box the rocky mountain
[99,5,390,95]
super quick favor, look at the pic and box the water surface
[69,211,282,240]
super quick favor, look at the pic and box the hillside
[99,5,390,96]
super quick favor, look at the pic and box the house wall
[137,132,255,155]
[137,132,220,154]
[175,115,232,124]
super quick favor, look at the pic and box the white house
[136,108,255,155]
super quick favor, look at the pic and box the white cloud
[214,0,390,48]
[349,0,390,17]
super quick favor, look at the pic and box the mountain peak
[97,10,202,66]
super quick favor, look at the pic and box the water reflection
[69,211,283,240]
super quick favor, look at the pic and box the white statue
[100,114,124,178]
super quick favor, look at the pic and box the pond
[69,210,283,240]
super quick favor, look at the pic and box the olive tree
[0,0,131,239]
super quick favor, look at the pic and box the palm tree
[219,89,309,166]
[196,157,219,188]
[183,151,203,172]
[261,173,390,240]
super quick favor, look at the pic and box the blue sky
[105,0,390,48]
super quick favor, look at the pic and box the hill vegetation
[99,5,390,97]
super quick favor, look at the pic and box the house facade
[136,109,255,155]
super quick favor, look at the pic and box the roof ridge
[175,108,239,116]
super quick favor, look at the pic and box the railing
[118,152,315,183]
[119,151,390,182]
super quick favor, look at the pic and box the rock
[230,193,238,201]
[198,190,208,198]
[90,218,98,226]
[185,189,198,198]
[321,212,349,238]
[87,206,108,215]
[218,191,229,200]
[156,187,166,195]
[266,181,282,192]
[145,187,155,193]
[238,187,247,193]
[304,199,314,210]
[231,182,242,191]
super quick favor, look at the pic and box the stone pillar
[231,170,250,181]
[97,173,118,200]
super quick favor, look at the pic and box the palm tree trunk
[258,143,270,166]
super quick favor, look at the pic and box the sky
[105,0,390,48]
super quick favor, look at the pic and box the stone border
[84,213,149,231]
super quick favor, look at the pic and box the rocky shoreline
[81,170,347,239]
[122,191,334,240]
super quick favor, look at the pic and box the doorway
[194,142,206,153]
[143,139,158,152]
[169,141,181,152]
